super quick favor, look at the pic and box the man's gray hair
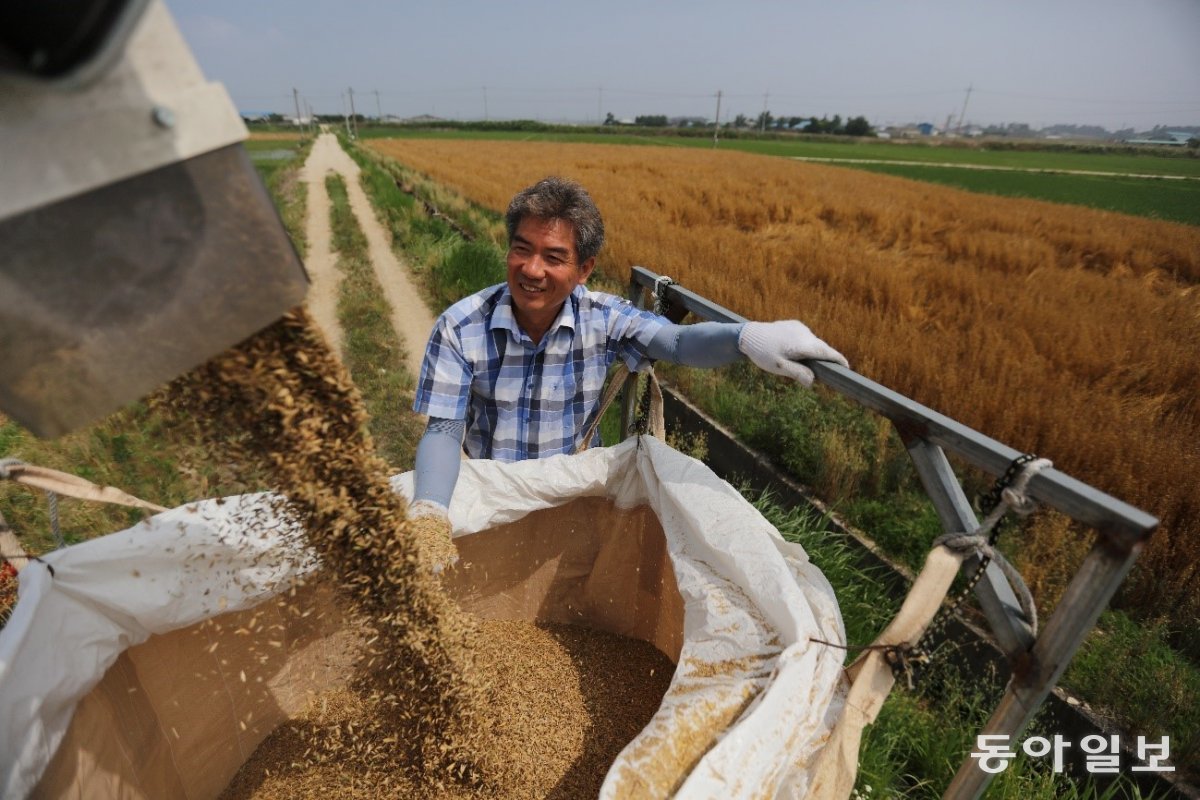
[505,177,605,263]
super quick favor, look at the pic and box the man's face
[506,216,595,334]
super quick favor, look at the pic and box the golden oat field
[367,139,1200,621]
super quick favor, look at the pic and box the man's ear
[577,257,596,285]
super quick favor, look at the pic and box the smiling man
[408,177,847,540]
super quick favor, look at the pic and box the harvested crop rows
[367,138,1200,621]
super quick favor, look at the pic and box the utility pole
[956,83,972,135]
[374,89,382,121]
[342,92,351,138]
[483,86,489,121]
[292,87,301,127]
[306,100,315,136]
[760,91,769,134]
[713,90,722,148]
[597,86,602,126]
[347,86,358,138]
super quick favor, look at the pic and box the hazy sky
[165,0,1200,131]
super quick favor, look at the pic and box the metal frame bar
[625,266,1158,800]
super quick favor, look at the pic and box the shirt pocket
[547,371,579,416]
[561,366,606,418]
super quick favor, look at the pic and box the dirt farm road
[300,133,435,377]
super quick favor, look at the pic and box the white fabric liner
[1,436,847,798]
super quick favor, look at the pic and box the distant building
[916,122,936,136]
[400,114,447,125]
[1125,131,1193,146]
[884,124,933,139]
[669,116,709,128]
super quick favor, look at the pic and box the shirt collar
[490,284,582,342]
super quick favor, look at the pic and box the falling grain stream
[171,310,674,798]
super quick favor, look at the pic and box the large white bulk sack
[1,435,847,799]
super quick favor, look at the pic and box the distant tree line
[722,111,873,136]
[600,110,875,137]
[634,114,669,127]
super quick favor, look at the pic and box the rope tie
[812,455,1053,690]
[651,275,675,316]
[911,456,1052,667]
[931,531,1039,637]
[0,457,24,479]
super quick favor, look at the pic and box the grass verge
[343,135,506,310]
[249,136,311,258]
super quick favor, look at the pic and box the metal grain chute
[0,0,309,437]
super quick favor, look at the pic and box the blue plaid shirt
[414,283,666,461]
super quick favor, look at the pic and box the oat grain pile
[221,618,674,799]
[169,309,676,798]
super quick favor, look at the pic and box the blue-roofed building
[1125,130,1195,146]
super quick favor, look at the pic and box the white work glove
[407,500,458,573]
[738,320,849,388]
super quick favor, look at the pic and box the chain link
[651,275,675,316]
[978,453,1038,543]
[889,452,1038,686]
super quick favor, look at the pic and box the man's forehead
[514,216,576,249]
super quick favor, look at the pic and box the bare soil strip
[300,135,344,354]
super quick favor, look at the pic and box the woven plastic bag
[1,435,847,799]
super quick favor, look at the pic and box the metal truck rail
[623,265,1159,800]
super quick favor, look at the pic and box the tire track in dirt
[299,132,436,377]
